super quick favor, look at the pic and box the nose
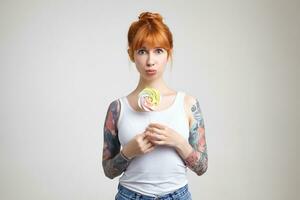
[146,52,155,67]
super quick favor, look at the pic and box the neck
[133,76,171,95]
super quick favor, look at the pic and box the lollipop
[138,87,161,112]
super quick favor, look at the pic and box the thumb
[141,131,148,137]
[141,131,151,139]
[138,131,147,138]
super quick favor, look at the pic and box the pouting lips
[146,70,157,75]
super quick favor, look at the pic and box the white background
[0,0,299,199]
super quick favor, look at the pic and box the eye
[155,48,164,54]
[137,49,147,55]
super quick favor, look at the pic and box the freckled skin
[102,100,131,179]
[184,99,208,176]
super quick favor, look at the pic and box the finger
[143,141,155,150]
[144,132,153,141]
[149,123,166,129]
[144,146,156,153]
[145,141,155,148]
[148,133,166,142]
[144,130,152,136]
[144,134,157,143]
[148,123,163,129]
[146,127,164,135]
[152,140,165,145]
[144,140,154,146]
[149,122,164,128]
[142,131,152,140]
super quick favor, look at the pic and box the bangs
[132,27,171,51]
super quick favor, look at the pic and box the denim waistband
[117,183,190,200]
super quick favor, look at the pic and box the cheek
[134,56,145,66]
[159,55,169,65]
[162,59,168,66]
[134,61,144,72]
[135,60,143,66]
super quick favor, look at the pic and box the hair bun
[138,12,163,22]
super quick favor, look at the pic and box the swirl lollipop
[138,87,161,112]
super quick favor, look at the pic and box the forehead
[138,43,163,49]
[135,36,164,49]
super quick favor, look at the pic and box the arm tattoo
[102,100,130,179]
[184,98,208,176]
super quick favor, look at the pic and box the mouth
[145,70,157,75]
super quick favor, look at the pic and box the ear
[127,49,135,63]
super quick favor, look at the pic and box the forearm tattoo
[102,100,130,179]
[184,98,208,176]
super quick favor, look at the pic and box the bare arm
[102,100,131,179]
[184,97,208,176]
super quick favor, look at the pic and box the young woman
[102,11,208,200]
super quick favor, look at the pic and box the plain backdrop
[0,0,299,199]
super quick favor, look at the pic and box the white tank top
[117,91,190,197]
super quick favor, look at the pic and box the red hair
[127,12,173,64]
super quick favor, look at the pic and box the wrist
[120,148,132,160]
[175,140,194,159]
[175,138,188,151]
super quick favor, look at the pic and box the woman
[102,11,208,200]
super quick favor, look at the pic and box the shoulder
[107,98,121,112]
[184,92,199,111]
[184,93,197,107]
[105,98,121,124]
[183,93,198,126]
[183,92,205,126]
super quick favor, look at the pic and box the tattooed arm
[102,100,131,179]
[183,96,208,176]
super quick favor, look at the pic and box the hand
[121,131,156,159]
[145,123,185,148]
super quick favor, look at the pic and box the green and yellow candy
[138,87,161,111]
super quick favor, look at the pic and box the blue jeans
[115,183,192,200]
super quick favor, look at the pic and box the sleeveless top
[117,91,190,197]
